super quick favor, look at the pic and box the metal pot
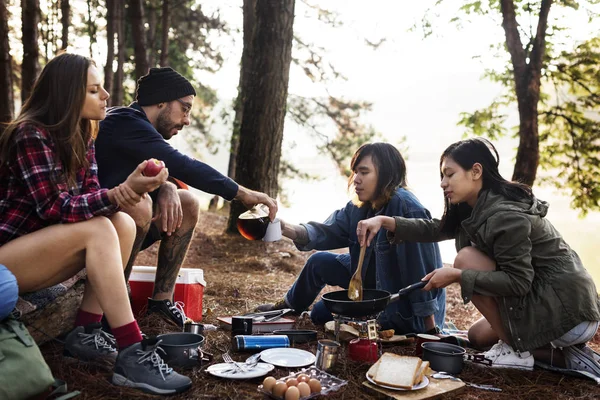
[183,322,204,335]
[156,332,212,369]
[421,342,466,375]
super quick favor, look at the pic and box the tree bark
[21,0,40,103]
[227,0,295,233]
[227,0,256,180]
[104,0,115,106]
[129,0,149,83]
[86,0,96,57]
[60,0,70,50]
[499,0,553,186]
[112,0,125,105]
[0,0,13,125]
[159,0,169,66]
[146,0,157,68]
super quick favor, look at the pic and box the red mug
[415,333,440,357]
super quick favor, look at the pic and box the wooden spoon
[348,245,366,301]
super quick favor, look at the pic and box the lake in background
[179,0,599,287]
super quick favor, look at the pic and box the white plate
[366,373,429,391]
[259,348,316,368]
[206,362,274,379]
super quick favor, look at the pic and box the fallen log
[22,280,85,345]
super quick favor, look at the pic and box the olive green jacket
[389,189,600,351]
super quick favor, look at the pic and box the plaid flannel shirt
[0,124,117,246]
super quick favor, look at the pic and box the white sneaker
[563,345,600,377]
[484,340,534,370]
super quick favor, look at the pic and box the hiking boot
[483,340,534,370]
[112,337,192,395]
[254,298,295,313]
[563,344,600,377]
[64,323,118,364]
[147,299,186,327]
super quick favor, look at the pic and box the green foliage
[430,0,600,214]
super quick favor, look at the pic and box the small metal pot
[156,332,212,369]
[421,342,466,374]
[183,322,204,335]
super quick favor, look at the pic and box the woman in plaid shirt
[0,54,192,395]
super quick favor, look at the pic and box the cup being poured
[237,205,281,242]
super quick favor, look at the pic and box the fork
[222,352,248,373]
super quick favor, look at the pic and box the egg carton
[257,366,348,399]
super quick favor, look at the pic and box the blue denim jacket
[298,188,445,333]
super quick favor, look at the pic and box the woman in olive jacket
[356,137,600,375]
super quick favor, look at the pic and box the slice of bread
[373,353,422,389]
[367,359,381,378]
[413,361,429,385]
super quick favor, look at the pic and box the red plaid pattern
[0,124,117,245]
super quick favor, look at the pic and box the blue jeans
[0,264,18,320]
[285,252,366,325]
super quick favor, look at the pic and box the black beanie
[136,67,196,106]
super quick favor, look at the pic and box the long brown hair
[0,53,96,188]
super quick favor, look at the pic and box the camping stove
[332,314,380,363]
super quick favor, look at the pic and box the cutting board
[362,374,465,400]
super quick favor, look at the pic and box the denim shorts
[551,320,600,348]
[0,264,19,320]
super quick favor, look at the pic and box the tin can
[233,335,290,351]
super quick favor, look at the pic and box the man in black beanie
[95,67,277,326]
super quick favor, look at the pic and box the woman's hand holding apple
[124,159,168,196]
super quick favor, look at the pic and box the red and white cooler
[129,266,206,322]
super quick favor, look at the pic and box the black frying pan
[322,280,427,318]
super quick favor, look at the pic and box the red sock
[74,309,103,327]
[112,320,143,349]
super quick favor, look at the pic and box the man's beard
[156,105,177,139]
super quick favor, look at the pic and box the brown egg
[297,374,310,383]
[308,378,322,393]
[297,381,311,397]
[285,377,298,387]
[284,386,300,400]
[272,381,288,398]
[262,376,277,393]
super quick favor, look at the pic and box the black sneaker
[147,298,186,327]
[112,338,192,395]
[64,323,118,364]
[254,298,293,313]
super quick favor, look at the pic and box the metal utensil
[348,246,366,301]
[432,372,502,392]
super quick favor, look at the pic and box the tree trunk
[60,0,70,50]
[499,0,552,186]
[21,0,40,103]
[146,0,157,68]
[226,0,295,233]
[129,0,149,83]
[86,0,96,57]
[0,0,13,125]
[227,0,256,180]
[112,0,125,105]
[104,0,115,106]
[159,0,169,66]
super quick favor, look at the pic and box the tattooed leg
[153,190,200,300]
[119,195,153,282]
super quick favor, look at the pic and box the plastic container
[257,365,348,399]
[129,266,206,321]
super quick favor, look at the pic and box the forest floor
[40,210,600,399]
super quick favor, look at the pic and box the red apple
[143,158,165,177]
